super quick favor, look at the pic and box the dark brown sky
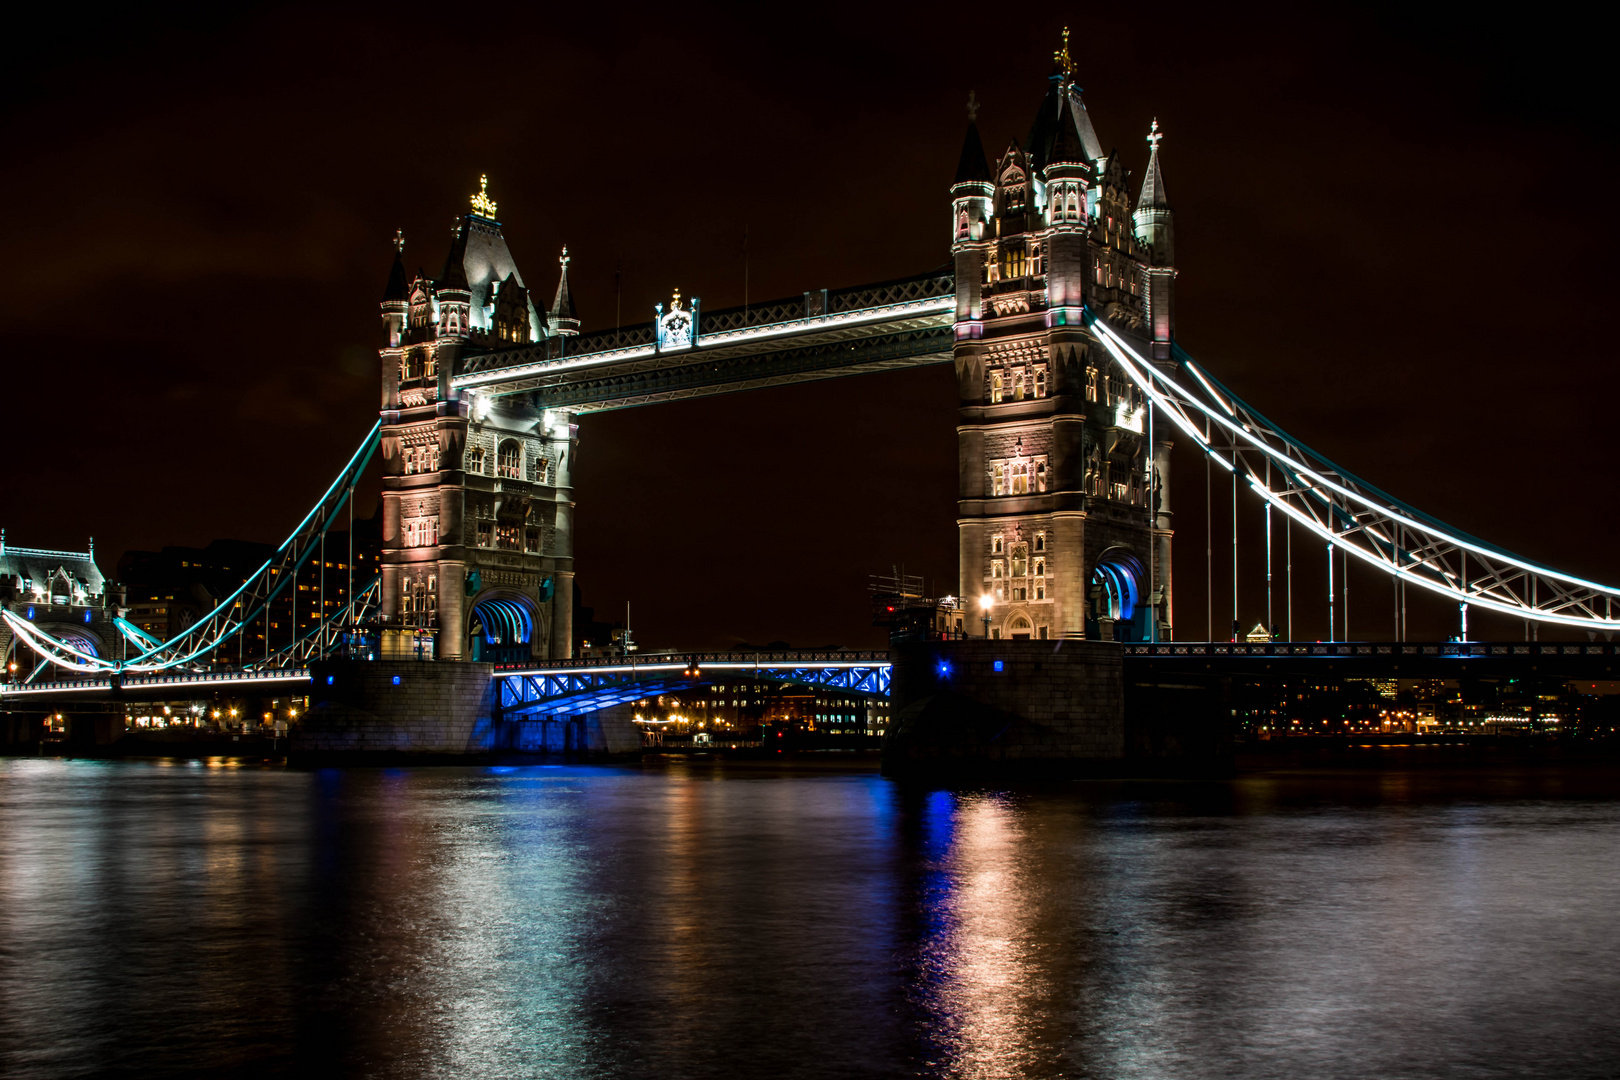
[2,3,1615,648]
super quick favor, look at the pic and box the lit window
[498,440,521,479]
[476,522,492,548]
[992,535,1004,554]
[990,373,1003,404]
[467,446,486,474]
[992,463,1006,496]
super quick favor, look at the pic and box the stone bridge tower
[377,178,578,661]
[951,33,1177,642]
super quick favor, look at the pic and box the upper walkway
[452,271,956,411]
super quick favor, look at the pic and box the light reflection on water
[1,758,1618,1078]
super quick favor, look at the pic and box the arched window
[467,446,486,474]
[990,373,1003,403]
[1010,544,1028,578]
[992,463,1006,496]
[498,440,521,479]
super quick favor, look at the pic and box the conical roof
[1138,121,1169,209]
[438,224,469,292]
[381,248,409,303]
[1026,77,1106,172]
[954,121,991,184]
[552,247,578,321]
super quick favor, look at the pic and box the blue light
[326,675,335,686]
[25,606,35,620]
[936,660,951,678]
[83,610,92,624]
[993,659,1004,672]
[391,675,401,686]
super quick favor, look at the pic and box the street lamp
[979,594,993,639]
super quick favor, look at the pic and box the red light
[777,731,784,738]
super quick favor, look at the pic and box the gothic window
[1034,558,1045,577]
[992,535,1004,554]
[957,210,969,239]
[427,577,437,610]
[404,447,416,475]
[467,446,486,474]
[1012,586,1027,601]
[1035,367,1047,399]
[525,528,541,553]
[1086,365,1100,402]
[991,560,1003,579]
[1036,579,1047,601]
[1029,243,1043,276]
[998,245,1027,280]
[1013,369,1025,401]
[1012,461,1030,495]
[496,523,520,551]
[477,521,492,548]
[498,440,521,479]
[529,456,549,483]
[990,373,1003,403]
[992,463,1006,496]
[1010,544,1028,578]
[1034,533,1045,552]
[1036,460,1047,493]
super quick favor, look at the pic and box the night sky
[3,4,1615,649]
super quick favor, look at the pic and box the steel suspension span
[4,423,381,675]
[1089,316,1620,632]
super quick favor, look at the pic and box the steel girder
[496,653,893,716]
[1088,317,1620,632]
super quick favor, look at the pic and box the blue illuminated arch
[471,598,533,645]
[1091,550,1146,622]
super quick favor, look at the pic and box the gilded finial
[1147,118,1162,150]
[1053,26,1075,79]
[670,288,682,311]
[394,228,405,254]
[470,174,498,219]
[966,90,979,122]
[560,245,570,268]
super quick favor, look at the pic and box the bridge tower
[952,34,1176,642]
[377,178,578,661]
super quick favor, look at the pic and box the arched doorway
[468,596,536,664]
[1089,549,1148,642]
[1007,614,1033,640]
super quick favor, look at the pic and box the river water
[1,757,1617,1079]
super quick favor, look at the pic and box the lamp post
[979,595,993,639]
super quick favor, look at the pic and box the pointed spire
[954,92,991,185]
[1139,119,1169,209]
[382,229,409,302]
[438,221,469,291]
[551,245,580,334]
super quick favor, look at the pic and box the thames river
[1,757,1617,1079]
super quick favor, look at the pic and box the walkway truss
[3,423,381,678]
[1088,317,1620,633]
[497,653,892,716]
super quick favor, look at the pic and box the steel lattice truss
[1089,317,1620,631]
[452,272,956,411]
[497,652,893,715]
[243,577,382,671]
[4,423,381,675]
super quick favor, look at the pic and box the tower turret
[1132,120,1175,363]
[950,93,993,330]
[550,246,580,336]
[381,230,408,347]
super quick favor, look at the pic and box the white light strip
[1099,322,1620,602]
[452,297,954,390]
[502,659,891,678]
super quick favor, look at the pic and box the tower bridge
[6,36,1619,767]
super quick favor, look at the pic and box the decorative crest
[670,287,682,311]
[966,90,979,122]
[1147,118,1162,151]
[470,174,498,219]
[559,244,570,268]
[394,228,405,253]
[1053,26,1075,79]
